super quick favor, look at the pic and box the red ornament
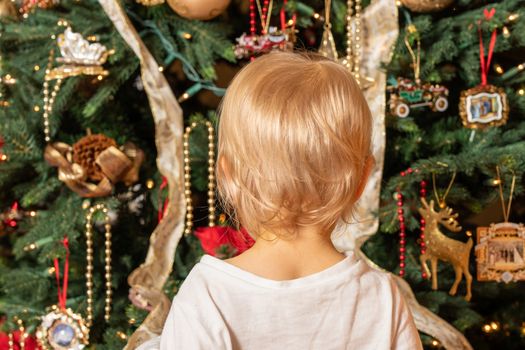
[194,226,255,259]
[0,329,40,350]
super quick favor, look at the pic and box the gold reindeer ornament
[418,198,473,301]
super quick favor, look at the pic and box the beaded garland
[396,167,427,278]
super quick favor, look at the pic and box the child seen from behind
[159,52,423,350]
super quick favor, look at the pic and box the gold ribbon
[44,141,144,198]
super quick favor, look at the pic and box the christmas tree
[0,0,524,349]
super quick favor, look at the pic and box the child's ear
[218,155,230,180]
[352,155,375,201]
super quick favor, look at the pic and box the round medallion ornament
[37,306,89,350]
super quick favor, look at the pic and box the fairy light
[494,64,504,74]
[483,324,492,333]
[490,321,499,331]
[33,105,40,112]
[178,92,190,103]
[34,65,40,71]
[158,66,164,72]
[313,12,320,19]
[518,88,525,96]
[48,266,56,275]
[182,32,192,40]
[508,13,519,21]
[97,75,103,81]
[23,243,37,251]
[145,179,155,189]
[431,339,440,347]
[502,26,510,38]
[116,331,127,340]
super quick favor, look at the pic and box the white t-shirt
[159,253,423,350]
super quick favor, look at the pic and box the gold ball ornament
[400,0,454,12]
[0,0,18,18]
[167,0,231,20]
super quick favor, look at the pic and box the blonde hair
[217,51,372,237]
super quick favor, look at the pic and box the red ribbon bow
[53,237,70,310]
[478,8,497,86]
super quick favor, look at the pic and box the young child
[159,52,422,349]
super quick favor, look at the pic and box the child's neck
[226,225,346,281]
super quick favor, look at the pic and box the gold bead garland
[344,0,369,86]
[42,50,63,143]
[85,203,112,327]
[7,318,26,350]
[183,121,216,235]
[8,332,14,350]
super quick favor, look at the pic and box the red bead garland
[419,180,427,278]
[397,167,427,278]
[261,0,270,34]
[249,0,256,36]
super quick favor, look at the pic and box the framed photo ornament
[459,84,509,129]
[475,222,525,283]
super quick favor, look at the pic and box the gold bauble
[0,0,18,18]
[400,0,454,12]
[166,0,231,20]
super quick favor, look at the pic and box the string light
[431,339,440,347]
[490,321,499,331]
[33,105,40,112]
[116,331,127,340]
[502,26,510,38]
[23,243,37,251]
[146,179,155,189]
[508,13,519,21]
[313,12,320,19]
[518,88,525,96]
[482,324,492,333]
[182,32,192,40]
[158,66,164,72]
[494,64,504,74]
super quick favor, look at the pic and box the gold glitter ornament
[318,0,338,60]
[418,198,473,301]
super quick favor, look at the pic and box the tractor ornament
[387,77,449,118]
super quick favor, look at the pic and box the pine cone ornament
[73,134,117,181]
